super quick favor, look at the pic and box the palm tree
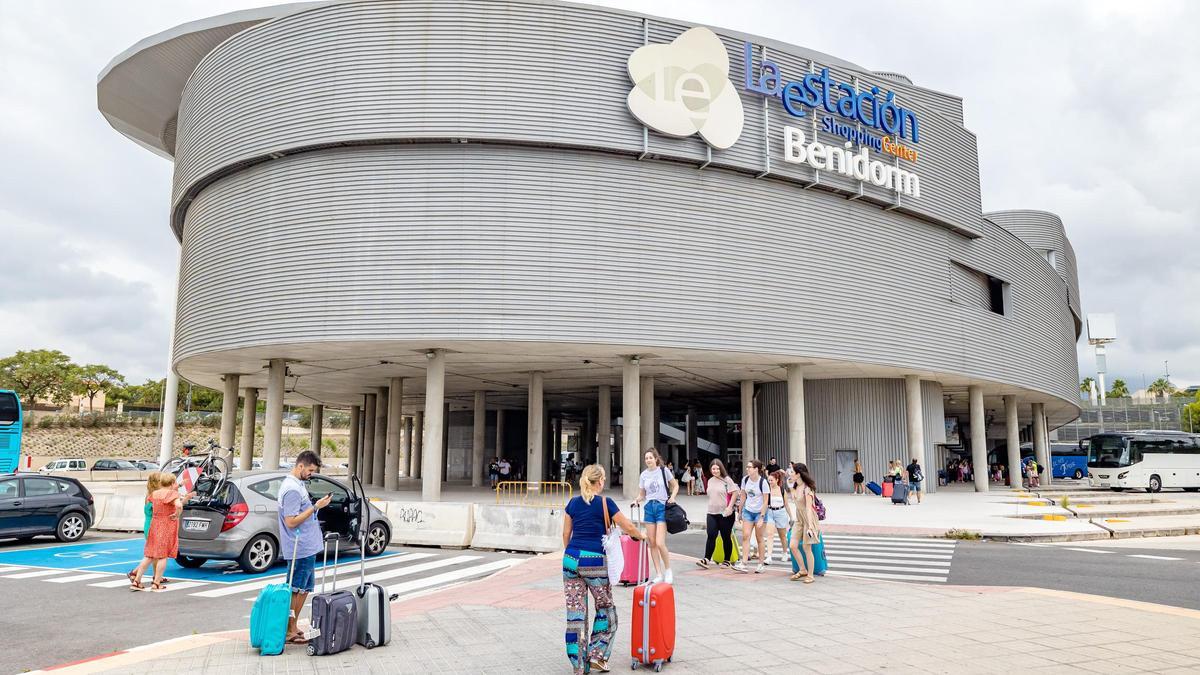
[1080,377,1095,403]
[1147,378,1176,401]
[1108,379,1130,399]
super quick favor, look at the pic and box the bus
[1085,431,1200,493]
[1050,443,1088,480]
[0,390,21,473]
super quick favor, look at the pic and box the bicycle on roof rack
[162,438,234,499]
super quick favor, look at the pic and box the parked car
[39,459,87,473]
[91,459,138,471]
[177,470,391,574]
[134,460,160,471]
[0,474,94,542]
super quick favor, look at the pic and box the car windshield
[115,460,137,470]
[1087,436,1129,468]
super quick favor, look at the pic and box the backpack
[813,494,827,521]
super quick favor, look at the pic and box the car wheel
[365,522,389,556]
[1073,469,1083,480]
[1110,487,1123,492]
[55,513,87,543]
[1149,475,1162,493]
[177,555,208,569]
[238,534,278,574]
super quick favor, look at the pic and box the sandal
[803,576,815,584]
[127,570,144,591]
[789,572,806,581]
[287,633,309,645]
[150,581,166,591]
[590,658,610,673]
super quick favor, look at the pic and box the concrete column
[554,416,563,473]
[400,414,411,479]
[622,357,641,500]
[527,372,544,482]
[262,359,286,471]
[904,375,924,468]
[639,376,654,454]
[787,366,807,464]
[385,378,403,491]
[158,368,180,466]
[239,387,257,471]
[220,374,240,456]
[686,405,698,462]
[598,385,612,472]
[584,407,596,464]
[969,385,987,492]
[412,411,423,480]
[472,391,486,488]
[495,409,506,461]
[1033,402,1051,486]
[653,399,661,452]
[362,393,376,484]
[740,380,756,461]
[373,388,388,487]
[1004,395,1020,489]
[348,405,361,480]
[309,404,323,456]
[421,350,446,501]
[443,402,451,482]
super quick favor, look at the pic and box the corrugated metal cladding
[175,143,1076,405]
[169,0,982,237]
[985,210,1081,331]
[756,380,945,493]
[950,263,993,313]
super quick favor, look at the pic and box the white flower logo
[626,26,745,150]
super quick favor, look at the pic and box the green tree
[74,364,126,413]
[1183,393,1200,433]
[1080,377,1095,403]
[0,349,78,414]
[1108,379,1130,399]
[1147,377,1176,401]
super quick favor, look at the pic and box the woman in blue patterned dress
[562,464,645,674]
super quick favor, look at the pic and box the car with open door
[176,470,390,574]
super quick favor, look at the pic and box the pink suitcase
[619,504,651,586]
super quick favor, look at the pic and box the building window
[951,262,1009,316]
[1042,249,1057,269]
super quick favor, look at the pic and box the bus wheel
[1148,475,1162,493]
[1073,469,1084,480]
[1110,487,1123,492]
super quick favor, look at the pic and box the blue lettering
[818,68,837,113]
[836,83,857,118]
[856,87,878,127]
[780,82,807,117]
[758,61,783,97]
[899,108,920,143]
[801,73,823,107]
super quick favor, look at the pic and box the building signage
[782,127,921,198]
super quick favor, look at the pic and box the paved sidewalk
[45,551,1200,674]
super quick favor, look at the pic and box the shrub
[944,529,982,540]
[38,416,55,429]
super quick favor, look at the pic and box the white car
[40,459,87,473]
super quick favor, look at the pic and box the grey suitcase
[351,475,395,649]
[891,480,910,505]
[307,534,358,656]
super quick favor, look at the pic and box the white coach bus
[1086,430,1200,493]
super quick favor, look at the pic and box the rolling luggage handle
[320,532,341,594]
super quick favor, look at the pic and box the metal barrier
[495,481,573,508]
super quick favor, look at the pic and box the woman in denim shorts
[634,448,678,584]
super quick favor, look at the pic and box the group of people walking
[560,450,824,673]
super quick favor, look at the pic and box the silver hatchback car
[177,470,391,574]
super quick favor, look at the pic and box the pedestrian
[634,448,678,584]
[695,459,738,570]
[906,457,924,504]
[499,457,511,482]
[127,472,186,591]
[852,460,865,494]
[892,460,903,480]
[562,464,644,675]
[693,461,706,494]
[957,460,966,483]
[764,470,792,564]
[278,450,333,645]
[488,457,500,489]
[788,462,821,583]
[1028,458,1040,488]
[732,459,769,574]
[765,457,781,475]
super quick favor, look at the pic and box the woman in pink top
[695,459,738,570]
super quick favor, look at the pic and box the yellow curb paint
[32,634,229,674]
[1074,504,1092,508]
[1025,500,1049,506]
[1105,518,1130,523]
[1041,514,1067,521]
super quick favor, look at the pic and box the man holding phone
[279,450,332,645]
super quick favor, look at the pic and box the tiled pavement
[45,552,1200,674]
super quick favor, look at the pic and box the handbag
[600,497,624,585]
[660,467,690,534]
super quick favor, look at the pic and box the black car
[92,459,138,471]
[0,475,95,542]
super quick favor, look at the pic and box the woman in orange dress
[141,473,184,591]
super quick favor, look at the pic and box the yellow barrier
[495,481,573,508]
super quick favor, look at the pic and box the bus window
[0,393,18,424]
[1087,435,1127,468]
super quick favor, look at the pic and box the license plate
[183,520,209,532]
[1099,483,1110,487]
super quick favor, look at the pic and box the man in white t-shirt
[499,458,511,480]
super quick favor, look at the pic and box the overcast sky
[1,0,1196,393]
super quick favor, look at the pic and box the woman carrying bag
[695,459,738,569]
[562,465,645,675]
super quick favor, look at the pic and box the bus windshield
[0,393,18,424]
[0,391,21,474]
[1087,435,1129,468]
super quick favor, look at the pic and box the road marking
[822,544,956,555]
[1009,542,1049,547]
[45,573,111,583]
[825,562,954,574]
[351,555,483,586]
[0,569,70,579]
[1127,554,1183,561]
[1064,548,1113,554]
[821,549,952,560]
[822,535,954,547]
[825,569,946,583]
[190,553,435,598]
[825,555,951,567]
[386,559,518,597]
[156,581,208,592]
[90,578,143,588]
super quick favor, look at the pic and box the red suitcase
[882,480,894,498]
[630,539,675,671]
[619,504,650,586]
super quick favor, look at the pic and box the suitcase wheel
[653,663,663,672]
[631,659,639,670]
[307,644,316,656]
[366,639,376,649]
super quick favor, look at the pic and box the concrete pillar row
[421,351,446,501]
[740,380,756,462]
[686,405,698,464]
[362,393,376,484]
[220,374,240,457]
[412,411,424,480]
[472,391,487,488]
[1004,395,1020,489]
[527,373,545,482]
[1033,402,1050,487]
[639,376,654,455]
[239,387,258,471]
[597,385,612,473]
[969,385,987,492]
[495,409,506,461]
[373,388,388,488]
[385,378,403,491]
[622,357,641,501]
[263,359,286,472]
[348,405,361,480]
[904,375,924,468]
[310,404,323,456]
[400,413,411,480]
[786,366,807,464]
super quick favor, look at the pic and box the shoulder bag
[600,497,624,584]
[659,467,690,534]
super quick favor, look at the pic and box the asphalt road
[0,532,528,673]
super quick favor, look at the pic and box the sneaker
[651,574,663,584]
[695,559,710,569]
[755,563,766,574]
[664,569,673,584]
[719,561,732,569]
[778,553,789,564]
[732,562,749,574]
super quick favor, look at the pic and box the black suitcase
[307,533,358,656]
[891,481,910,505]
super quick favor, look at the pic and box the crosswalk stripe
[45,572,111,583]
[352,555,483,586]
[91,578,141,588]
[823,544,955,555]
[385,559,517,598]
[826,570,947,583]
[157,581,208,592]
[824,562,952,574]
[822,535,955,547]
[826,555,951,567]
[1,569,68,579]
[191,553,438,598]
[822,550,952,560]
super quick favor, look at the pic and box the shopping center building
[99,0,1082,499]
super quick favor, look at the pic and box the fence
[494,481,573,508]
[1054,399,1199,441]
